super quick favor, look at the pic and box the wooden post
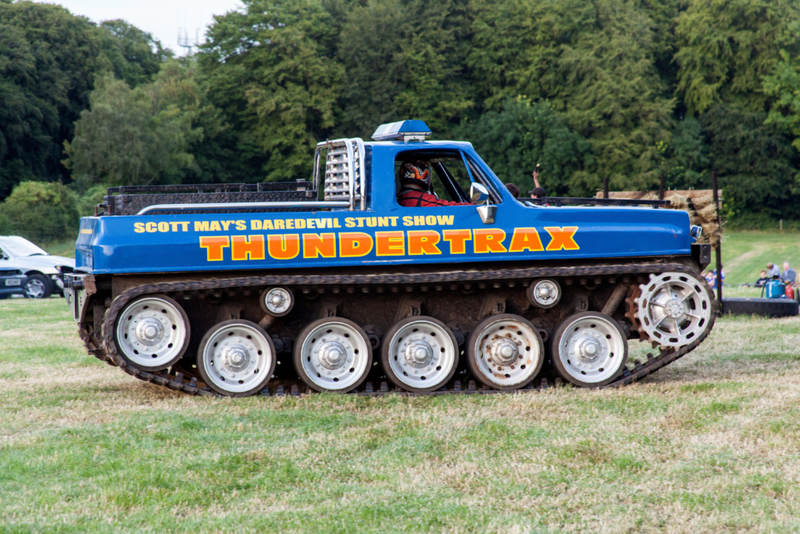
[603,176,609,199]
[659,173,665,200]
[712,172,723,313]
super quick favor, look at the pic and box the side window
[466,156,503,203]
[395,151,472,205]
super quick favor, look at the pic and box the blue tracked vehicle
[65,121,715,397]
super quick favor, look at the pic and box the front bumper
[64,273,90,321]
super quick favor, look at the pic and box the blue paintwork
[75,140,692,275]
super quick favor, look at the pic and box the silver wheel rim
[471,317,542,388]
[636,272,712,347]
[386,319,456,390]
[116,297,188,369]
[201,322,273,394]
[299,320,370,391]
[557,314,625,384]
[25,279,46,299]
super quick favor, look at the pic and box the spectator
[767,263,780,278]
[505,183,520,199]
[704,269,724,290]
[781,262,796,286]
[754,269,769,287]
[528,164,546,199]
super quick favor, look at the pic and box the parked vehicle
[0,236,75,299]
[65,120,715,398]
[0,268,26,299]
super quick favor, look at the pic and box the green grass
[2,299,800,533]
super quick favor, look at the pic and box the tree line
[3,0,800,240]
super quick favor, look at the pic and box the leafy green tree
[99,20,173,88]
[64,74,198,190]
[655,117,711,191]
[198,0,344,182]
[764,51,800,152]
[457,98,595,196]
[0,1,170,198]
[675,0,800,115]
[468,0,674,191]
[0,181,80,242]
[701,105,800,225]
[335,0,474,139]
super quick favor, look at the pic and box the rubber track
[86,262,716,397]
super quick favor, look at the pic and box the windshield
[0,236,48,258]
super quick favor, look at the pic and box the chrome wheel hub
[319,341,348,370]
[135,318,165,346]
[490,338,518,366]
[405,340,434,368]
[220,344,250,372]
[264,287,293,316]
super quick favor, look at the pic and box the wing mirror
[469,183,496,224]
[470,183,489,203]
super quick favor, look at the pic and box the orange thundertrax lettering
[442,229,471,254]
[340,232,373,257]
[474,228,507,253]
[545,227,580,251]
[407,230,442,255]
[303,233,337,259]
[267,234,300,260]
[376,231,405,256]
[508,228,544,253]
[199,236,230,261]
[231,235,265,261]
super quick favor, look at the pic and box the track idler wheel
[381,316,459,393]
[466,314,544,391]
[551,311,628,387]
[635,272,713,348]
[197,320,276,397]
[114,294,190,371]
[294,318,372,393]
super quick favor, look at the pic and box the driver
[397,160,471,207]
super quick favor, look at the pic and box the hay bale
[690,216,703,226]
[667,194,689,211]
[701,222,721,246]
[697,203,718,223]
[692,196,714,210]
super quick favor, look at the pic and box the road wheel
[552,311,628,387]
[24,274,50,299]
[381,316,458,393]
[466,314,544,391]
[294,318,372,393]
[114,295,190,371]
[197,320,276,397]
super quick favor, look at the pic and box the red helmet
[399,160,431,188]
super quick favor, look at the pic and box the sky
[34,0,244,55]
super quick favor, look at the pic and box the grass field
[2,294,800,533]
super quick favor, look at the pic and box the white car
[0,236,75,299]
